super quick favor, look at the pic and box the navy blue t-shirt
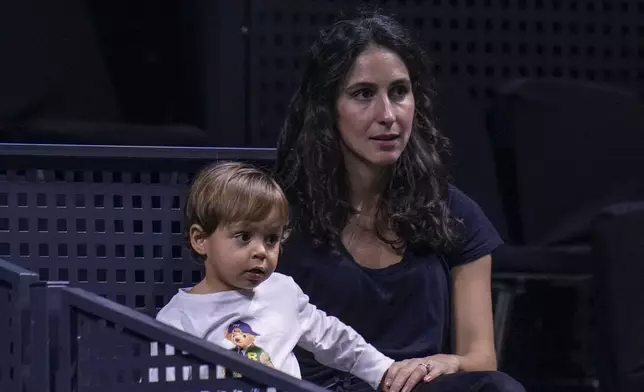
[276,185,503,390]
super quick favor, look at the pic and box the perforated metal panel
[247,0,644,146]
[0,168,198,318]
[0,281,17,391]
[0,259,39,392]
[0,146,275,317]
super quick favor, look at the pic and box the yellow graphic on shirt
[224,321,274,378]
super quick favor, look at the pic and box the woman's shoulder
[445,184,504,266]
[446,184,481,217]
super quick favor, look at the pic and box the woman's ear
[189,224,209,256]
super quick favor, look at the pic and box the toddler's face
[199,209,283,292]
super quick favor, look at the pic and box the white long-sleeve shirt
[155,272,394,389]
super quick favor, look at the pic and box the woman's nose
[376,95,395,125]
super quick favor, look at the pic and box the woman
[274,9,525,392]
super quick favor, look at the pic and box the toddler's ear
[189,224,208,256]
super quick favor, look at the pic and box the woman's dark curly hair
[275,9,459,253]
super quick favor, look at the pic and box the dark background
[1,1,644,391]
[2,0,643,145]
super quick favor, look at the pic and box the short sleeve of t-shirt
[446,185,504,268]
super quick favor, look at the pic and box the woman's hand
[418,354,460,382]
[381,354,461,392]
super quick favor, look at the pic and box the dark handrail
[56,286,326,392]
[0,143,276,161]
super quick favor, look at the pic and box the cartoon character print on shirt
[224,321,274,377]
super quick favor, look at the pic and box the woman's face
[336,45,415,169]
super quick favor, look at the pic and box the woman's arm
[451,254,497,371]
[382,255,497,391]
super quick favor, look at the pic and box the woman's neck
[343,157,403,250]
[344,159,387,216]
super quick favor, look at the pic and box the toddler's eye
[266,234,280,246]
[235,232,251,242]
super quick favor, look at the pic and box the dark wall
[245,0,644,146]
[3,0,643,146]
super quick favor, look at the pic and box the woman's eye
[351,89,375,100]
[390,85,409,99]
